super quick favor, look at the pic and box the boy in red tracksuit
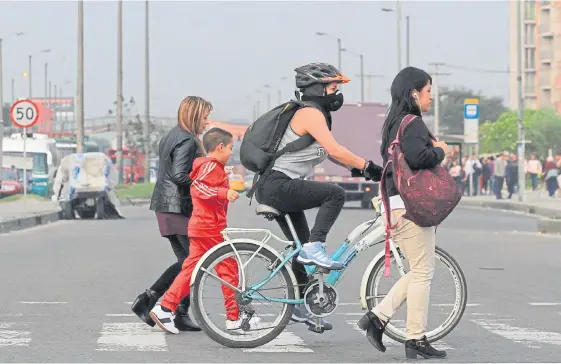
[150,127,259,334]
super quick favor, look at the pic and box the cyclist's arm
[327,156,352,170]
[293,107,367,170]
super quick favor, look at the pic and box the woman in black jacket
[356,67,449,359]
[131,96,212,332]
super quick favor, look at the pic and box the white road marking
[0,313,47,317]
[0,323,31,347]
[96,323,167,351]
[243,332,313,353]
[19,301,67,304]
[529,302,561,306]
[471,318,561,349]
[432,303,480,307]
[106,314,137,317]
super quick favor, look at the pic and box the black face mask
[302,91,344,112]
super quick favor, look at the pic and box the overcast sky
[1,0,510,122]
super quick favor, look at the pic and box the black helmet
[294,62,350,89]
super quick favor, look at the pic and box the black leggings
[257,170,346,294]
[150,234,191,309]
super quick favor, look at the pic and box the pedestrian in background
[130,96,213,332]
[543,156,559,197]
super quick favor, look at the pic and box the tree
[429,86,507,135]
[479,108,561,157]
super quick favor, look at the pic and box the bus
[2,133,59,196]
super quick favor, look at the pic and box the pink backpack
[380,114,462,276]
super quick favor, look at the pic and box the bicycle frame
[217,197,408,306]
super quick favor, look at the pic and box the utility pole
[143,0,151,184]
[44,62,48,102]
[406,15,410,67]
[516,0,525,202]
[76,0,85,153]
[357,74,384,102]
[428,62,450,138]
[116,0,124,184]
[396,0,402,72]
[337,38,342,72]
[28,55,32,98]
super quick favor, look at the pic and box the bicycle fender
[359,249,386,310]
[189,238,302,300]
[189,240,232,287]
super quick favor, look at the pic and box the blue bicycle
[190,196,467,348]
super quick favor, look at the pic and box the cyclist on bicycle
[255,62,383,329]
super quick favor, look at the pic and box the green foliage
[428,86,507,135]
[479,108,561,157]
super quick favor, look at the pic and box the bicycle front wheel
[365,245,468,343]
[191,240,297,348]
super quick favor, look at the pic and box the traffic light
[2,103,9,126]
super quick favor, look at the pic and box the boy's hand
[227,189,240,202]
[224,166,234,174]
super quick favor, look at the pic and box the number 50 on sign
[10,99,40,128]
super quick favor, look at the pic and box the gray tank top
[272,126,328,179]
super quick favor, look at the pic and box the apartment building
[509,0,561,113]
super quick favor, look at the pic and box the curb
[0,210,62,234]
[459,199,561,235]
[0,198,152,234]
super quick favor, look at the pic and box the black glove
[363,160,383,182]
[350,168,364,177]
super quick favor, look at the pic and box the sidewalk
[459,191,561,234]
[0,196,62,233]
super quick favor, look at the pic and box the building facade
[509,0,561,113]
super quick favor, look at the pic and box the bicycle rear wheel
[191,240,297,348]
[365,245,467,343]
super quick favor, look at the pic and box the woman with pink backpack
[357,67,462,359]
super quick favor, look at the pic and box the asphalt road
[1,201,561,363]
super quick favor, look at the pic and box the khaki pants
[371,209,436,340]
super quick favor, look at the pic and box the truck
[310,102,387,209]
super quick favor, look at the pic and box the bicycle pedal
[306,323,325,334]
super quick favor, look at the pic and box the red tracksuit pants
[161,236,240,321]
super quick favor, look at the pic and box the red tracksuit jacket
[188,157,229,237]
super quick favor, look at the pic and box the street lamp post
[341,48,364,103]
[143,0,151,184]
[0,31,24,186]
[382,6,410,69]
[28,48,51,99]
[315,32,343,72]
[264,84,282,104]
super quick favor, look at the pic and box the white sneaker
[226,315,263,331]
[149,305,179,334]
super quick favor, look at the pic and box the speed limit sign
[10,99,40,128]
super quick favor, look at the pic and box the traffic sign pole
[9,99,40,198]
[464,98,479,196]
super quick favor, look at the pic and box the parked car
[1,168,24,198]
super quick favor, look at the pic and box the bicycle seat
[255,204,281,220]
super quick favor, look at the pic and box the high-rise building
[509,0,561,113]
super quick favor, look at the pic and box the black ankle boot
[174,303,201,332]
[131,289,159,327]
[405,336,447,359]
[357,311,387,352]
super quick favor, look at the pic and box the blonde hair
[177,96,213,154]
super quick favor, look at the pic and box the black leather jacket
[149,125,203,216]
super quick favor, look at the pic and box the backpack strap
[379,113,418,277]
[246,100,326,203]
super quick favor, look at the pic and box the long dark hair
[380,67,432,156]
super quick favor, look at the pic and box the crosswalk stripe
[471,318,561,349]
[243,332,313,353]
[96,323,167,352]
[0,323,31,347]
